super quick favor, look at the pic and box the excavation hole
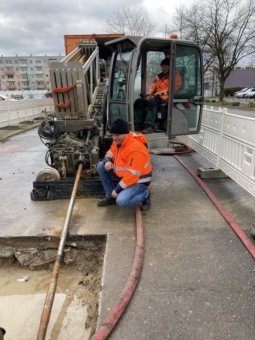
[0,234,106,340]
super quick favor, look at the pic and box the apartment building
[0,55,63,92]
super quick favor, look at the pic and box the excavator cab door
[168,42,203,137]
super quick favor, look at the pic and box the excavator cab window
[171,43,203,135]
[108,50,132,123]
[133,51,166,101]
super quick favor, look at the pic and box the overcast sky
[0,0,191,57]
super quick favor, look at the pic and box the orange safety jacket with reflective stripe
[104,132,152,194]
[147,69,182,102]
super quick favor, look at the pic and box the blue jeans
[97,161,149,207]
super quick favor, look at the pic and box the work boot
[97,197,116,206]
[140,191,151,210]
[142,126,154,134]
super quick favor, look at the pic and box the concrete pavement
[0,126,255,340]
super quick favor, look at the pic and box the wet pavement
[0,126,255,340]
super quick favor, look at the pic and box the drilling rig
[31,34,204,200]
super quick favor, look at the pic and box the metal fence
[179,105,255,197]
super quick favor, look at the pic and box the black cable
[38,120,61,148]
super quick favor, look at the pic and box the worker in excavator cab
[97,118,152,210]
[134,58,182,134]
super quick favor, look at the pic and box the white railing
[0,99,54,128]
[179,105,255,197]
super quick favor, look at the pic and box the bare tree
[173,4,217,72]
[172,0,255,100]
[103,5,157,36]
[159,24,176,38]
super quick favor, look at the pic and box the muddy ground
[0,236,106,338]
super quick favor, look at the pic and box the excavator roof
[105,36,142,52]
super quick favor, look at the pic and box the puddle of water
[0,236,107,340]
[0,266,91,340]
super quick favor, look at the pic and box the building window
[46,74,48,77]
[15,60,18,64]
[6,60,12,64]
[2,75,5,79]
[16,68,19,71]
[35,66,43,71]
[30,60,33,64]
[1,68,3,71]
[31,67,33,70]
[6,67,13,71]
[7,75,14,79]
[36,60,42,64]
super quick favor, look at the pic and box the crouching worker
[97,118,152,210]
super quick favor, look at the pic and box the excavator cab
[106,36,203,143]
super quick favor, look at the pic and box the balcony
[6,85,17,90]
[4,71,15,75]
[19,59,28,65]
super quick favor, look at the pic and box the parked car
[45,92,53,98]
[11,94,24,100]
[234,87,250,97]
[236,88,255,98]
[33,94,46,99]
[243,88,255,98]
[0,94,17,101]
[23,94,34,100]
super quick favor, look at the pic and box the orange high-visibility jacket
[104,132,152,193]
[147,69,182,101]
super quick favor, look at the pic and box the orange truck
[64,34,124,55]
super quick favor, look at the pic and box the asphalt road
[217,99,255,118]
[1,127,255,340]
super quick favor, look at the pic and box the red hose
[175,155,255,259]
[153,141,193,156]
[91,203,144,340]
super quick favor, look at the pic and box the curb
[0,122,41,142]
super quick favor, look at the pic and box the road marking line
[0,145,19,152]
